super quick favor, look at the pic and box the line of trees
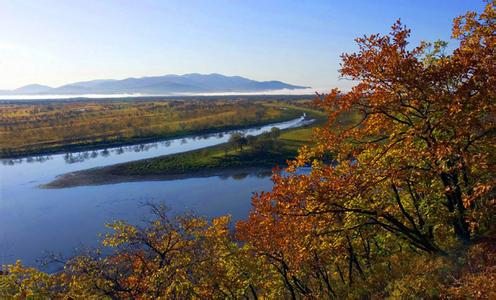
[228,127,281,153]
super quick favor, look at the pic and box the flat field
[0,96,315,157]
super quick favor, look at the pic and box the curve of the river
[0,115,312,269]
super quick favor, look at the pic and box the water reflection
[218,170,272,181]
[1,155,53,165]
[1,115,313,166]
[64,152,89,163]
[58,143,167,163]
[231,173,248,180]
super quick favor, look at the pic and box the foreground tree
[238,1,495,297]
[1,204,272,298]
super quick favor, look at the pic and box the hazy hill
[0,74,308,95]
[12,84,53,94]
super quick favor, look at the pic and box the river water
[0,115,311,268]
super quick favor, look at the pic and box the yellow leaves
[212,215,230,228]
[463,183,493,209]
[103,220,139,248]
[0,260,65,298]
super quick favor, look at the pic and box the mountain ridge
[1,74,309,95]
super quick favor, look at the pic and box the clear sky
[0,0,486,91]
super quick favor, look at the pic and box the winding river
[0,115,311,269]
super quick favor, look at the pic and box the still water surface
[0,115,311,268]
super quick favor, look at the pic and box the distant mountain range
[0,74,309,95]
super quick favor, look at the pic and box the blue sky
[0,0,486,91]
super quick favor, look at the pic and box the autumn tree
[0,204,271,298]
[228,132,248,151]
[270,127,281,139]
[238,1,495,298]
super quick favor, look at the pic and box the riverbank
[42,166,275,188]
[2,110,300,159]
[1,98,312,158]
[42,118,322,188]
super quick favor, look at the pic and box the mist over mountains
[0,74,309,96]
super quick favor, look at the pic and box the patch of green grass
[115,137,301,176]
[114,116,325,176]
[111,106,362,177]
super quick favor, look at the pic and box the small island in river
[42,117,323,188]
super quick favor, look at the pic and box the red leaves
[238,1,495,297]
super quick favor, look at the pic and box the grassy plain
[0,97,313,157]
